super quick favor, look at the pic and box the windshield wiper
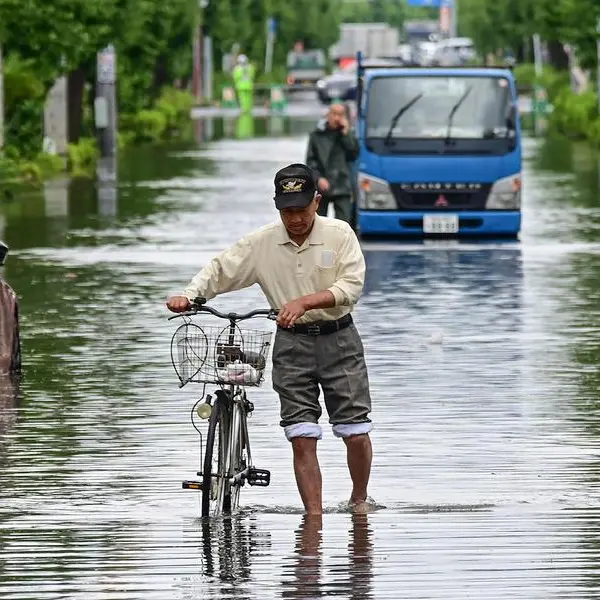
[444,86,473,145]
[384,93,423,146]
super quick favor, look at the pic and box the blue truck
[354,52,522,238]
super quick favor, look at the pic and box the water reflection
[562,252,600,440]
[361,245,524,343]
[199,516,272,584]
[43,179,69,217]
[281,514,373,599]
[191,115,318,143]
[0,375,19,464]
[363,244,523,299]
[96,156,118,217]
[235,113,255,139]
[282,515,323,599]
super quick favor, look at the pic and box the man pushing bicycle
[167,163,375,515]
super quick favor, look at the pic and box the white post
[203,35,213,102]
[533,34,543,77]
[0,44,4,153]
[44,75,68,156]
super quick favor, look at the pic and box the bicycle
[168,296,278,517]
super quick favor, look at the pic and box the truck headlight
[316,79,326,89]
[358,173,397,210]
[485,174,522,209]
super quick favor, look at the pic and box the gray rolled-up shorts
[271,321,372,441]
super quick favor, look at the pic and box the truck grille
[390,183,492,211]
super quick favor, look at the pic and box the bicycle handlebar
[168,296,279,322]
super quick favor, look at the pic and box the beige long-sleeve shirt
[182,215,365,323]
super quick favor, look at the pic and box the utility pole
[95,43,118,195]
[95,45,117,162]
[193,0,209,103]
[452,0,458,38]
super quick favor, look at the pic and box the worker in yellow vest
[233,54,255,113]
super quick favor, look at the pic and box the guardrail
[253,83,317,92]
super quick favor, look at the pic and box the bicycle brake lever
[167,307,198,320]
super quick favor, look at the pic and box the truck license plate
[423,214,459,234]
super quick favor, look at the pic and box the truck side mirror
[506,104,517,130]
[0,241,7,266]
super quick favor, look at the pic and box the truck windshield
[287,51,325,69]
[366,75,514,149]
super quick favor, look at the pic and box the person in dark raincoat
[306,101,359,224]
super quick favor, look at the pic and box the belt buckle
[306,324,321,336]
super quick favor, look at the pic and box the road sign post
[95,44,118,192]
[265,17,276,74]
[95,45,117,161]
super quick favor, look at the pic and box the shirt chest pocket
[309,249,337,289]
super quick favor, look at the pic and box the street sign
[97,45,116,84]
[406,0,442,6]
[268,17,276,34]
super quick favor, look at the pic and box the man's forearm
[340,131,359,159]
[299,290,336,311]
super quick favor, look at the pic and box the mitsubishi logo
[434,195,449,208]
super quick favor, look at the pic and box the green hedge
[512,63,600,147]
[549,87,600,145]
[1,85,198,183]
[512,63,570,101]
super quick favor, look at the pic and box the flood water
[1,113,600,599]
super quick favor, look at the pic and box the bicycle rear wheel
[201,395,233,517]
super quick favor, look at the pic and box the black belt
[279,314,353,336]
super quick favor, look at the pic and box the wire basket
[171,321,273,387]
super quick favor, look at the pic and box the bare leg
[343,433,372,503]
[291,437,322,514]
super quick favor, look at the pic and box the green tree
[459,0,600,69]
[340,0,406,31]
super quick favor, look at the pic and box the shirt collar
[276,216,325,247]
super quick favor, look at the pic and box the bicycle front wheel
[201,396,232,517]
[228,403,248,512]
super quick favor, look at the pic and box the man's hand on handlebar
[166,295,191,313]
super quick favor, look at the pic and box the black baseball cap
[273,163,317,210]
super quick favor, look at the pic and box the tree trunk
[153,54,169,96]
[67,68,86,143]
[547,40,569,70]
[518,36,530,63]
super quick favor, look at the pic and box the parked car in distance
[316,57,403,104]
[432,37,476,66]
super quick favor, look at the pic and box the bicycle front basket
[171,321,273,387]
